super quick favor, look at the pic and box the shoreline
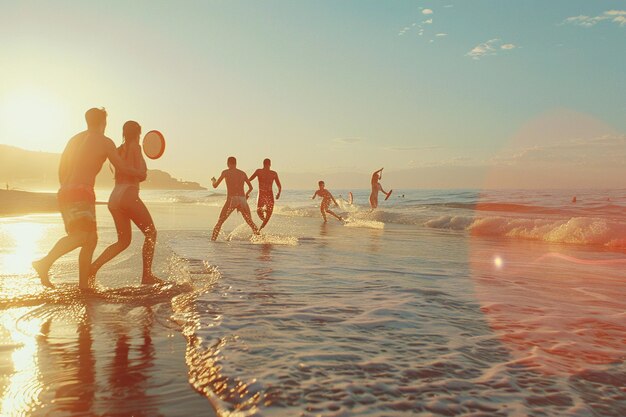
[0,189,58,217]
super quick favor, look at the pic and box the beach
[0,190,58,217]
[0,189,625,416]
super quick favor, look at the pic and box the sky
[1,0,625,189]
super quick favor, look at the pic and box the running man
[32,108,144,288]
[369,167,392,209]
[210,156,260,240]
[312,181,343,223]
[249,158,282,230]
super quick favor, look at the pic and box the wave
[166,192,226,205]
[425,215,626,249]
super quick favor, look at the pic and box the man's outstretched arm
[245,176,254,198]
[275,173,282,199]
[212,172,225,188]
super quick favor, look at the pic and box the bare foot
[32,260,54,288]
[142,274,165,285]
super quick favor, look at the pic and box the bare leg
[90,209,131,282]
[212,203,236,241]
[79,231,98,289]
[325,208,343,222]
[320,206,327,223]
[256,203,267,223]
[259,201,274,230]
[369,192,378,209]
[127,198,162,284]
[33,232,88,287]
[240,205,260,235]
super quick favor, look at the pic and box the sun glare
[0,88,71,152]
[0,222,49,276]
[0,309,44,417]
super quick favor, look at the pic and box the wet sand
[0,190,58,217]
[0,205,222,417]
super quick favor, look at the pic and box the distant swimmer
[210,156,260,241]
[90,121,162,286]
[369,168,392,209]
[572,196,577,203]
[249,158,282,230]
[32,108,145,289]
[312,180,343,223]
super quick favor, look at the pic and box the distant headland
[0,144,206,191]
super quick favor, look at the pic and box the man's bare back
[60,130,141,188]
[253,169,278,192]
[220,168,249,197]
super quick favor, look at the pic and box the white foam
[250,234,298,245]
[343,219,385,229]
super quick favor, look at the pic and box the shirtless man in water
[312,181,343,223]
[32,108,143,289]
[249,158,282,230]
[211,156,260,241]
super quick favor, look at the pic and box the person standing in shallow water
[249,158,282,230]
[210,156,260,241]
[90,120,163,285]
[312,181,343,223]
[32,108,144,289]
[369,167,391,209]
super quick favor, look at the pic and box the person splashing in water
[249,158,282,230]
[211,156,260,240]
[312,181,343,223]
[33,108,144,289]
[369,168,392,209]
[90,120,163,285]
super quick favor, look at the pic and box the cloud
[491,135,626,167]
[563,10,626,27]
[386,145,443,151]
[334,138,361,145]
[466,39,516,59]
[398,6,448,40]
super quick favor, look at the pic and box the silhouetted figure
[312,181,343,223]
[370,167,391,209]
[211,156,260,240]
[572,196,577,204]
[90,121,162,285]
[32,108,143,288]
[249,158,282,230]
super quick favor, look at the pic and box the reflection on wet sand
[0,288,216,417]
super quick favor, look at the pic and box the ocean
[0,188,625,416]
